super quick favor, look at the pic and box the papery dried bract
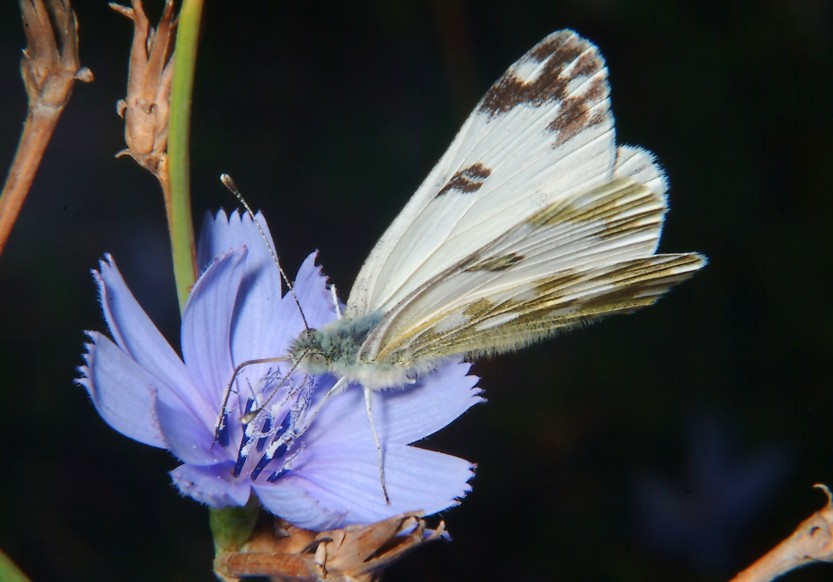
[20,0,93,110]
[215,512,446,582]
[112,0,175,176]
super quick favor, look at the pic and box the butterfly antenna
[220,174,310,330]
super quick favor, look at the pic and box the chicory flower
[78,210,482,531]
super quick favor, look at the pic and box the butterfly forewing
[346,30,617,318]
[613,146,667,199]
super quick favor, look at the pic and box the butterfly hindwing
[357,177,705,365]
[396,254,703,363]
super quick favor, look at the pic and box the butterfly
[230,29,705,502]
[287,29,704,391]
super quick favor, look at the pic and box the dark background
[1,1,832,580]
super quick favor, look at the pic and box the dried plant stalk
[732,485,833,581]
[0,0,92,256]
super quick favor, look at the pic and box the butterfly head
[287,313,388,381]
[288,328,334,375]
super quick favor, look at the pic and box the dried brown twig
[214,512,447,582]
[0,0,92,256]
[732,485,833,582]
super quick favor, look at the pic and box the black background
[1,1,832,581]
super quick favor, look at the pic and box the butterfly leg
[363,385,391,505]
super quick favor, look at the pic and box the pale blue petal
[77,332,167,448]
[196,209,225,271]
[197,210,281,295]
[376,363,483,444]
[304,363,483,447]
[181,247,247,423]
[290,253,340,330]
[257,443,474,530]
[229,247,301,365]
[94,255,192,401]
[235,251,338,366]
[169,463,252,508]
[157,398,218,465]
[201,211,290,362]
[253,481,347,531]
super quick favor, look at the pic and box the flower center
[224,367,317,482]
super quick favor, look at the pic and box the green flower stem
[210,497,262,554]
[167,0,203,311]
[0,549,30,582]
[169,1,263,557]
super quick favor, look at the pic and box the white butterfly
[288,30,704,390]
[233,29,705,501]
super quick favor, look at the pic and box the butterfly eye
[303,351,330,374]
[288,329,326,365]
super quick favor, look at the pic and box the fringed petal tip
[75,335,96,388]
[94,253,115,276]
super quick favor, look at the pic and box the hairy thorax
[287,312,431,390]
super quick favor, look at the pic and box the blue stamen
[267,468,288,483]
[274,442,288,459]
[232,398,256,477]
[216,411,230,448]
[255,416,272,452]
[251,457,269,479]
[279,412,292,433]
[232,448,248,477]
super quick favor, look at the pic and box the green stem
[0,549,30,582]
[210,497,261,554]
[167,0,203,312]
[169,1,264,558]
